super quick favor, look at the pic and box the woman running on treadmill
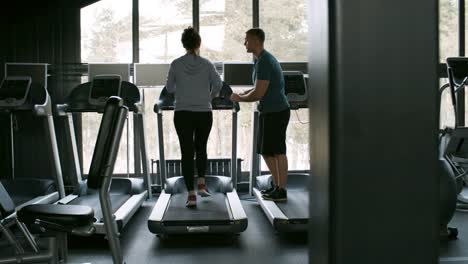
[166,27,223,208]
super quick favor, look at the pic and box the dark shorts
[257,108,290,156]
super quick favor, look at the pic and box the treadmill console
[157,82,238,111]
[0,76,32,107]
[89,74,122,106]
[157,87,175,110]
[211,82,238,110]
[283,71,308,103]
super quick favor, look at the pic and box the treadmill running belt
[276,189,308,220]
[1,178,56,206]
[10,196,34,207]
[163,193,231,224]
[69,192,131,221]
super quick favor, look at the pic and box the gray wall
[309,0,439,263]
[0,0,82,186]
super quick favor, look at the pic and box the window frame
[79,0,312,175]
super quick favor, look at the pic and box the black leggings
[174,111,213,191]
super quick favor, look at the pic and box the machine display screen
[284,74,306,95]
[0,78,31,100]
[89,75,121,104]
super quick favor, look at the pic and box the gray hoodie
[166,53,222,112]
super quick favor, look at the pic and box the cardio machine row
[0,67,309,263]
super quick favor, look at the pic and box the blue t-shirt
[253,50,290,113]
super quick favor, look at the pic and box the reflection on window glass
[81,0,133,174]
[82,112,134,175]
[139,0,192,63]
[440,79,455,129]
[439,0,458,63]
[143,87,310,173]
[236,99,256,172]
[200,0,252,62]
[143,86,254,173]
[260,0,308,62]
[81,0,132,63]
[80,0,311,174]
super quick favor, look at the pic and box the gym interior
[0,0,462,263]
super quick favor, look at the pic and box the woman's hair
[181,27,201,51]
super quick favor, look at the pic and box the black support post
[253,0,259,28]
[308,0,439,263]
[458,0,465,126]
[193,0,199,32]
[132,0,139,63]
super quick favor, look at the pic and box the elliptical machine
[435,57,468,240]
[438,128,460,240]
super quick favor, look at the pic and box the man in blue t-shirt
[230,28,290,202]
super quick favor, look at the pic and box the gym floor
[67,194,308,264]
[6,196,468,263]
[440,212,468,264]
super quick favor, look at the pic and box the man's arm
[238,80,269,102]
[239,87,254,96]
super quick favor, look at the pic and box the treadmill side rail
[56,194,79,205]
[227,190,247,221]
[113,190,147,231]
[253,188,288,226]
[226,190,248,233]
[148,191,171,233]
[253,187,309,233]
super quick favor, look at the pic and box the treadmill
[251,71,309,232]
[55,74,149,234]
[0,76,65,209]
[148,83,248,235]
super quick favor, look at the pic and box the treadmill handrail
[148,82,248,236]
[155,86,240,185]
[33,88,52,116]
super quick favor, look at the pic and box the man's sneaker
[261,182,276,195]
[186,194,197,208]
[262,188,287,202]
[197,184,211,197]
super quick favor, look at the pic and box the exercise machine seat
[17,204,94,228]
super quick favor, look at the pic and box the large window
[439,0,458,63]
[259,0,308,62]
[81,0,133,174]
[81,0,311,174]
[82,113,135,175]
[81,0,132,63]
[440,79,455,129]
[200,0,252,62]
[143,87,255,172]
[439,0,459,128]
[139,0,192,63]
[236,100,256,172]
